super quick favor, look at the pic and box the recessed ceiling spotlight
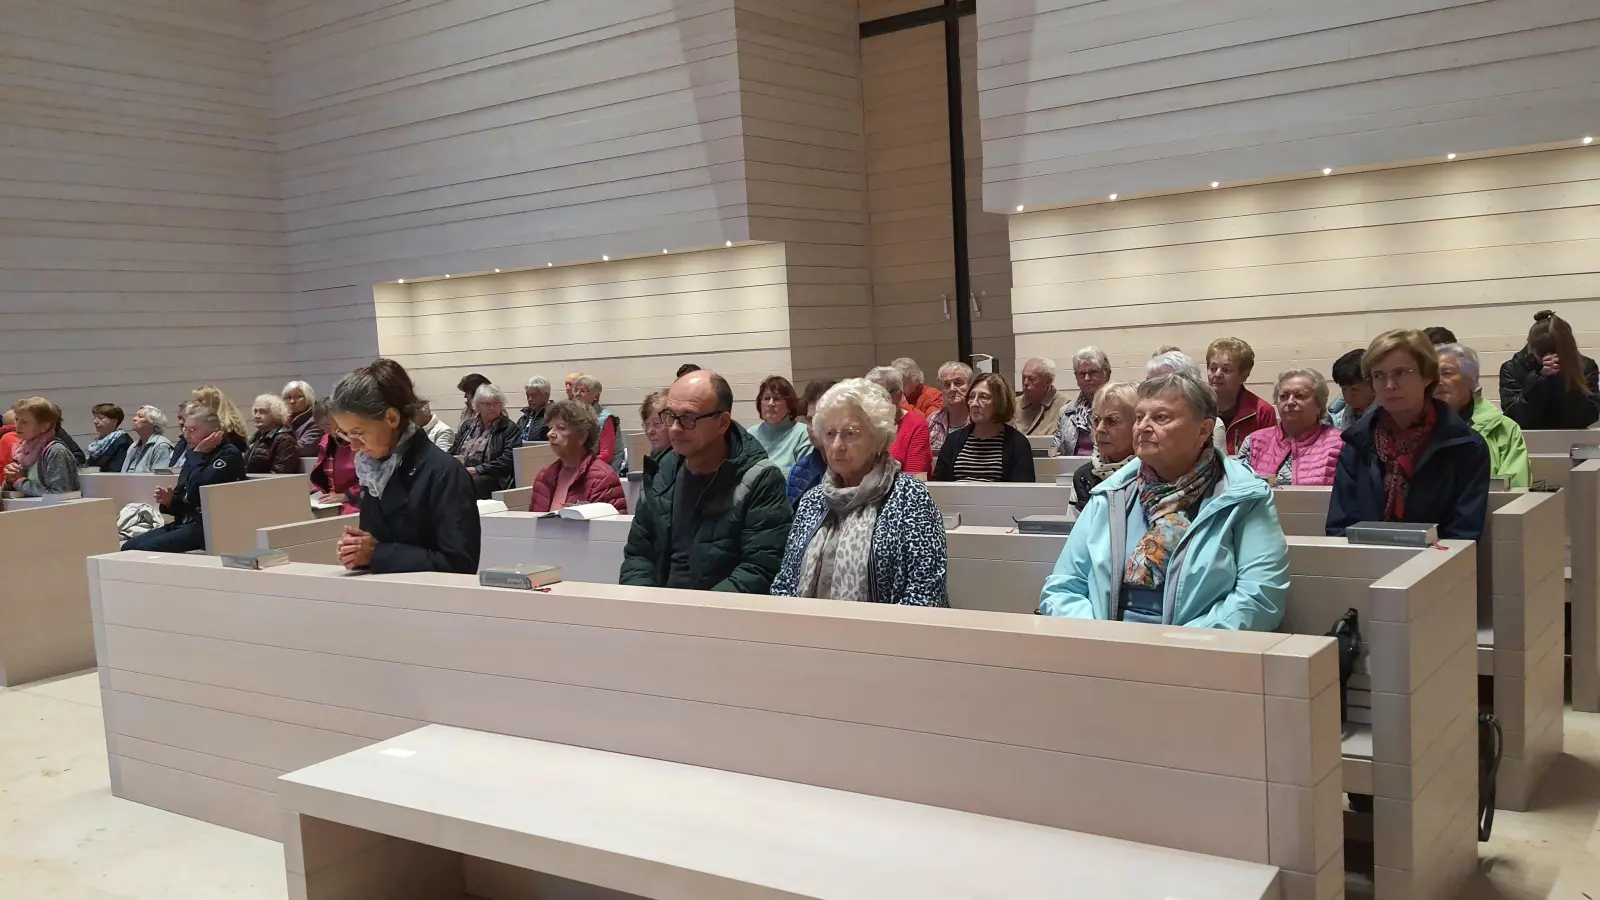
[1108,193,1118,201]
[444,274,450,278]
[1585,136,1595,145]
[494,268,501,273]
[546,262,553,267]
[725,240,733,247]
[602,255,609,261]
[1016,205,1025,212]
[662,249,668,254]
[1322,168,1333,175]
[397,279,405,284]
[1210,181,1220,188]
[1446,153,1457,161]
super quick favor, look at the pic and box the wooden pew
[255,514,359,565]
[946,525,1064,614]
[478,512,631,582]
[1522,428,1600,455]
[511,443,556,488]
[1571,461,1600,712]
[0,498,120,686]
[927,482,1074,528]
[80,472,178,510]
[89,552,1340,898]
[201,474,314,556]
[1033,455,1092,483]
[492,485,533,510]
[281,724,1285,900]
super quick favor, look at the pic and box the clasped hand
[337,525,377,570]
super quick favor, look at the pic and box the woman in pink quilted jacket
[529,399,627,513]
[1237,368,1343,487]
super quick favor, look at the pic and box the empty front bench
[280,724,1285,900]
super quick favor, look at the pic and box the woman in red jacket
[865,366,931,475]
[308,400,361,514]
[529,400,627,513]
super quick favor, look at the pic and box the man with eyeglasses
[620,370,793,593]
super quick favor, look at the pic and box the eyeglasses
[820,426,868,445]
[659,409,724,431]
[1368,367,1418,387]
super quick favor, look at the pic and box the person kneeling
[122,408,246,553]
[530,400,627,513]
[329,359,481,575]
[770,379,948,606]
[1038,373,1288,630]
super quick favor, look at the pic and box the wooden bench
[90,553,1342,898]
[927,481,1074,528]
[201,473,314,556]
[255,514,358,565]
[946,525,1064,614]
[478,511,631,581]
[80,472,178,510]
[511,443,556,488]
[0,498,120,686]
[1033,454,1092,483]
[280,724,1284,900]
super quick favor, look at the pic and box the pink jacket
[1248,424,1343,486]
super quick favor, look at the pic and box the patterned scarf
[13,430,56,470]
[1373,403,1436,520]
[1055,395,1095,454]
[87,430,124,459]
[1090,450,1132,482]
[1124,448,1223,589]
[797,454,901,602]
[354,424,418,500]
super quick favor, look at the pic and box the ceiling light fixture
[725,240,733,247]
[1446,153,1457,161]
[397,279,405,284]
[444,274,450,278]
[1585,136,1595,145]
[1016,205,1025,212]
[1108,193,1118,201]
[602,255,609,261]
[1322,168,1333,175]
[494,268,501,273]
[662,249,668,254]
[1210,181,1220,189]
[546,262,552,267]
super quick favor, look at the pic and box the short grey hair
[281,380,316,405]
[1146,350,1203,381]
[936,360,973,383]
[473,384,507,410]
[1072,346,1111,373]
[810,378,899,455]
[189,407,222,432]
[252,393,291,425]
[1273,368,1331,415]
[524,376,551,394]
[1092,382,1139,416]
[890,357,924,385]
[1138,373,1219,422]
[1023,357,1058,380]
[865,365,903,395]
[1435,343,1481,390]
[573,375,603,395]
[137,405,168,434]
[545,399,602,454]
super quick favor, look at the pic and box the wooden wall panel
[376,245,794,415]
[975,0,1600,210]
[1009,147,1600,399]
[0,0,298,440]
[737,0,874,383]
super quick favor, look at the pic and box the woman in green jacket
[1435,343,1530,488]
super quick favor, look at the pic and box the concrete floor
[2,672,1600,899]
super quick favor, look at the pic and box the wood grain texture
[975,0,1600,210]
[1008,148,1600,398]
[0,0,298,441]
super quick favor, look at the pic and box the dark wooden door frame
[861,0,978,364]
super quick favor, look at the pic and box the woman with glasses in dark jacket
[450,383,522,500]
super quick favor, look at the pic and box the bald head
[670,370,734,414]
[664,369,734,471]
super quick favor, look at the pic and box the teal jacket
[1038,455,1289,630]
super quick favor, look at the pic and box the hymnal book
[221,550,291,570]
[480,564,563,590]
[1015,514,1074,535]
[1346,521,1437,548]
[533,503,619,520]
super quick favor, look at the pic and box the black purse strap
[1326,608,1363,725]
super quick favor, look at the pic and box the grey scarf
[797,454,901,602]
[354,423,419,500]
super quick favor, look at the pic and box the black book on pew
[1346,521,1436,548]
[1015,515,1074,536]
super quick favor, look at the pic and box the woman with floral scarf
[1326,330,1490,540]
[1039,373,1288,631]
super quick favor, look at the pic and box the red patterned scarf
[1373,403,1436,520]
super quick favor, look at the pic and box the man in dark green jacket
[621,370,792,593]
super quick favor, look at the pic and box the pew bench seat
[280,724,1285,900]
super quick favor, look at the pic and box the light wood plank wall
[264,0,760,389]
[375,245,794,417]
[975,0,1600,212]
[737,0,876,384]
[0,0,297,439]
[1009,147,1600,395]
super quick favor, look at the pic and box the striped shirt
[952,434,1006,482]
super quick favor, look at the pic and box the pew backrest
[202,474,313,556]
[927,482,1075,528]
[256,514,359,565]
[80,472,179,511]
[511,444,556,488]
[0,498,119,686]
[478,512,632,582]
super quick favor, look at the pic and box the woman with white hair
[864,365,932,475]
[121,406,174,473]
[449,383,523,499]
[891,357,944,417]
[1236,368,1344,487]
[927,361,972,456]
[1039,373,1288,630]
[770,379,948,606]
[281,380,325,455]
[1071,382,1138,511]
[1055,346,1112,456]
[246,393,301,474]
[570,375,624,474]
[1147,351,1227,452]
[1434,343,1529,488]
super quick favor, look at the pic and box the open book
[533,502,619,520]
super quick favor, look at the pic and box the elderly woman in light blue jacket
[1038,373,1288,630]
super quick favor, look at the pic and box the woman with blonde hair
[1327,330,1490,540]
[189,386,251,457]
